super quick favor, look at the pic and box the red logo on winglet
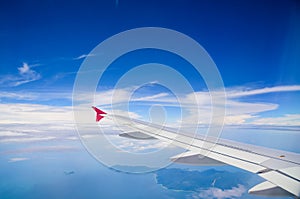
[92,106,106,122]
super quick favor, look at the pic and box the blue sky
[0,1,300,198]
[0,0,299,106]
[0,0,299,87]
[0,0,299,160]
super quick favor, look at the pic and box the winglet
[92,106,107,122]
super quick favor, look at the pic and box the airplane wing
[92,106,300,198]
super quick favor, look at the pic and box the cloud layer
[1,85,300,128]
[0,84,299,146]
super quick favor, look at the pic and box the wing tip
[92,106,106,122]
[92,106,107,114]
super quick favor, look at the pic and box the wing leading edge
[92,107,300,198]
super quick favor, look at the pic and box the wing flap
[119,131,157,140]
[170,151,225,165]
[187,146,267,173]
[279,167,300,182]
[261,158,298,170]
[192,138,270,165]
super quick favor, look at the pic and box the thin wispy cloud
[127,85,300,127]
[227,85,300,98]
[0,90,72,102]
[2,146,79,155]
[74,53,95,60]
[0,63,41,87]
[132,93,170,102]
[251,114,300,126]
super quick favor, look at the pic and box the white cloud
[0,136,56,143]
[0,131,27,137]
[8,157,29,163]
[194,184,246,199]
[0,103,74,125]
[106,134,171,153]
[110,109,142,119]
[18,63,30,74]
[0,127,77,144]
[224,114,256,125]
[0,103,76,143]
[0,63,41,87]
[179,91,279,126]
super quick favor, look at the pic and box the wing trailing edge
[249,181,293,197]
[119,131,157,140]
